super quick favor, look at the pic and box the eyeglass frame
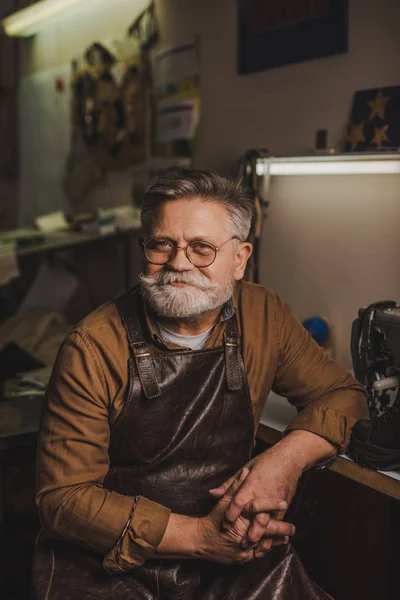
[140,235,242,268]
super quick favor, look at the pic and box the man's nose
[167,247,195,271]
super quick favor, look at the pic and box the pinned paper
[156,97,199,144]
[154,42,197,97]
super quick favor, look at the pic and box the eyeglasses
[142,236,240,268]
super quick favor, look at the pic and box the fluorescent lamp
[2,0,87,37]
[256,154,400,176]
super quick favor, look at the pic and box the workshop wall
[20,0,400,171]
[18,0,400,364]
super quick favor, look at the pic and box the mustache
[139,270,220,290]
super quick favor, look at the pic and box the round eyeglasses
[142,236,240,268]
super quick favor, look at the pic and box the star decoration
[346,121,365,150]
[367,90,390,120]
[371,124,389,148]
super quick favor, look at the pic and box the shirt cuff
[283,404,358,452]
[103,496,171,573]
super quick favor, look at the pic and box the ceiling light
[256,154,400,176]
[2,0,87,37]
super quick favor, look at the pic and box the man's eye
[190,242,214,254]
[148,240,173,251]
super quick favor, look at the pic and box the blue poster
[345,86,400,152]
[238,0,348,74]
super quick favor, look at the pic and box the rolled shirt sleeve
[36,331,170,572]
[271,295,369,451]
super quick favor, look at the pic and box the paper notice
[156,98,198,144]
[154,42,197,96]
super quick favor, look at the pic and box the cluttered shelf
[257,392,400,501]
[14,229,139,257]
[0,205,142,289]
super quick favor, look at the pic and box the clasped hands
[197,446,302,564]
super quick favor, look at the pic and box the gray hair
[140,169,254,241]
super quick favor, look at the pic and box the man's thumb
[209,468,248,497]
[209,478,232,496]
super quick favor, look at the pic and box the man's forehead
[152,199,231,238]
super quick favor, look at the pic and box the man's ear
[234,243,253,280]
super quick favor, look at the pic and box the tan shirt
[36,280,368,573]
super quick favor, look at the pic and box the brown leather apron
[32,287,332,599]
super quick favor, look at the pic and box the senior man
[33,170,367,599]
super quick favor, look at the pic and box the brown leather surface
[33,536,332,600]
[32,287,332,599]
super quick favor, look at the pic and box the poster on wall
[156,97,199,145]
[153,40,200,163]
[154,42,197,97]
[238,0,348,74]
[345,85,400,152]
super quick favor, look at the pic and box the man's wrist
[156,513,201,559]
[273,430,336,472]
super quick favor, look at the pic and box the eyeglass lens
[144,239,216,266]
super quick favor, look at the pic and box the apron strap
[114,289,161,400]
[224,314,243,392]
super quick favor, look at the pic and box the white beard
[139,269,235,320]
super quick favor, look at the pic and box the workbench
[257,391,400,500]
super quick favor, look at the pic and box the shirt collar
[221,297,235,321]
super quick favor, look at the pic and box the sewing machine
[351,301,400,418]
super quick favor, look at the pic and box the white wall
[260,173,400,368]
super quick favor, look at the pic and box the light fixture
[2,0,88,37]
[256,153,400,176]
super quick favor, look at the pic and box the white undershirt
[156,320,215,350]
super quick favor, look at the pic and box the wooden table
[257,392,400,501]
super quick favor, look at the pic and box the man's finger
[250,498,288,515]
[271,535,290,547]
[223,468,249,501]
[254,537,273,559]
[264,520,295,538]
[224,486,289,532]
[209,473,238,497]
[241,512,270,547]
[242,514,294,547]
[264,536,290,551]
[222,486,253,530]
[275,509,286,521]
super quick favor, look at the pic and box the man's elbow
[36,488,64,535]
[35,484,88,538]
